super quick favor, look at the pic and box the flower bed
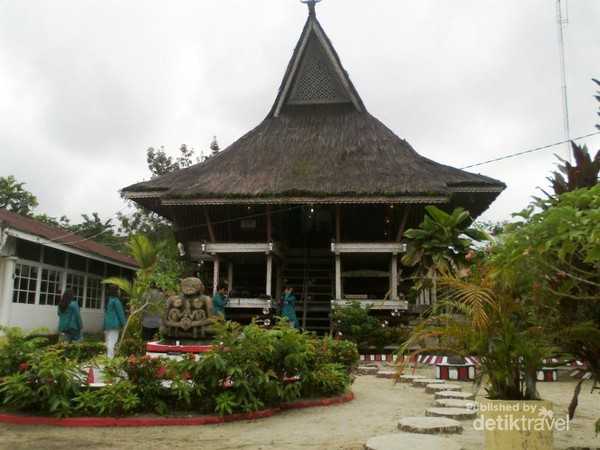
[0,392,354,427]
[0,322,359,419]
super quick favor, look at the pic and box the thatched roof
[123,9,504,210]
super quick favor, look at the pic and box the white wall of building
[0,233,134,335]
[7,303,104,334]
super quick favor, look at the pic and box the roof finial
[301,0,322,17]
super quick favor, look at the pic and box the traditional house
[0,208,136,333]
[122,2,505,332]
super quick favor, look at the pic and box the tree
[146,144,197,178]
[0,175,39,215]
[401,206,489,296]
[103,234,185,355]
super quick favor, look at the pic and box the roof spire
[301,0,322,17]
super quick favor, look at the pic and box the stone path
[398,374,425,383]
[425,383,462,394]
[397,417,463,434]
[412,378,445,387]
[434,399,478,409]
[435,391,475,400]
[376,369,397,379]
[364,433,464,450]
[425,407,477,420]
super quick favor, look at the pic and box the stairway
[281,248,333,334]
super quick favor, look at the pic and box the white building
[0,208,137,334]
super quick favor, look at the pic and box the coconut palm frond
[102,277,133,297]
[439,276,495,329]
[127,234,158,271]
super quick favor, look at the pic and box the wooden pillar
[275,263,282,302]
[212,257,220,295]
[335,254,342,300]
[266,254,273,298]
[227,262,233,293]
[335,205,341,242]
[266,205,272,242]
[390,254,398,300]
[396,206,411,242]
[204,207,216,243]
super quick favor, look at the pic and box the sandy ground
[0,368,598,450]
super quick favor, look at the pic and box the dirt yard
[0,368,598,450]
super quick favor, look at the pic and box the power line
[461,131,600,170]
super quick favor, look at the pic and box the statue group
[161,277,221,340]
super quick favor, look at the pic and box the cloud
[0,0,599,224]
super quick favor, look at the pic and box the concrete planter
[478,399,555,450]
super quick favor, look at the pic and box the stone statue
[161,277,220,340]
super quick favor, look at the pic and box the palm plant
[400,270,554,401]
[103,234,159,354]
[401,206,489,298]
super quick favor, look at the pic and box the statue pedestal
[146,341,215,361]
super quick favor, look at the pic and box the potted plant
[400,267,557,450]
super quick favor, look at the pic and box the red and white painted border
[0,392,354,428]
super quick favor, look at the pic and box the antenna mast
[556,0,572,162]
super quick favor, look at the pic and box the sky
[1,0,599,225]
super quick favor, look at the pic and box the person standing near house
[212,285,229,318]
[57,289,83,342]
[103,285,126,358]
[280,286,299,329]
[141,284,164,341]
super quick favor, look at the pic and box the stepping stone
[376,369,397,379]
[425,407,477,420]
[357,365,379,375]
[412,378,445,387]
[398,416,463,434]
[425,383,462,394]
[399,374,425,383]
[434,399,478,409]
[364,433,463,450]
[434,391,475,400]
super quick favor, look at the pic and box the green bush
[319,337,359,373]
[331,302,408,352]
[0,327,49,377]
[0,348,84,417]
[74,381,140,416]
[0,321,354,418]
[49,342,106,362]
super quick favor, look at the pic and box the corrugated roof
[0,208,137,268]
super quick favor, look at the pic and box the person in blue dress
[280,286,299,329]
[212,285,229,318]
[57,289,83,342]
[104,285,126,358]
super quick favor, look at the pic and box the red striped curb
[0,392,354,428]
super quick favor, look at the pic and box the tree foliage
[0,175,39,215]
[401,206,489,292]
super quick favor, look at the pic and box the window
[88,259,105,276]
[39,268,62,306]
[85,277,103,309]
[15,239,41,262]
[66,273,85,307]
[12,263,38,304]
[43,247,66,267]
[68,254,87,272]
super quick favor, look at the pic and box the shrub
[74,381,140,416]
[0,327,49,377]
[301,363,351,398]
[0,348,84,417]
[49,342,106,362]
[319,337,359,373]
[331,302,407,352]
